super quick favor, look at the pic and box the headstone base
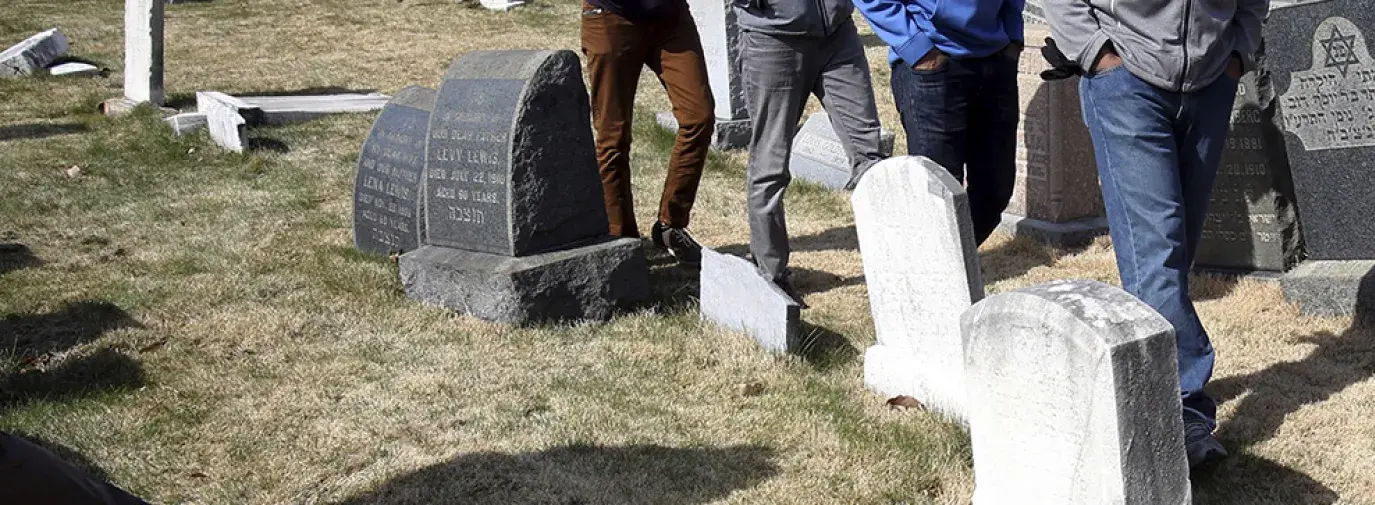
[996,213,1109,248]
[699,248,801,353]
[399,238,650,325]
[1281,260,1375,319]
[99,97,177,117]
[655,111,750,150]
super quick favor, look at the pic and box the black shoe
[1184,418,1227,470]
[774,276,810,309]
[651,221,702,265]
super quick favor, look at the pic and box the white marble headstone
[699,247,801,353]
[852,156,983,421]
[962,279,1190,505]
[687,0,746,121]
[124,0,165,105]
[789,112,895,190]
[197,92,252,152]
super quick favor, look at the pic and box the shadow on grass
[643,245,699,314]
[1,301,146,411]
[796,321,859,371]
[790,266,863,297]
[333,443,778,505]
[978,235,1066,285]
[0,242,42,276]
[0,122,89,142]
[0,432,150,505]
[1192,452,1338,504]
[248,137,291,154]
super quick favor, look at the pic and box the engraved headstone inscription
[400,50,650,325]
[353,86,435,255]
[999,26,1107,247]
[1268,6,1375,317]
[1195,68,1303,273]
[788,112,895,190]
[424,50,609,256]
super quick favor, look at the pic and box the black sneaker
[651,221,702,265]
[1184,418,1227,470]
[774,275,810,309]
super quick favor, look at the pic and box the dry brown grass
[1,1,1372,504]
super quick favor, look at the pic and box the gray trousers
[741,20,884,282]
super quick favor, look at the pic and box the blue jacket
[853,0,1025,66]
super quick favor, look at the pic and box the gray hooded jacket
[1043,0,1269,92]
[733,0,856,38]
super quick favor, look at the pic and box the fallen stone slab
[196,91,257,152]
[164,112,207,135]
[1,28,69,77]
[48,62,101,77]
[479,0,527,11]
[236,93,391,125]
[700,247,802,353]
[1281,260,1375,320]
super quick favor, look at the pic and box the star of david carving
[1320,25,1361,77]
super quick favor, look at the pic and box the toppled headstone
[399,50,649,325]
[479,0,526,11]
[196,92,255,152]
[962,279,1190,505]
[998,26,1107,247]
[353,86,434,255]
[699,248,802,353]
[654,0,750,149]
[49,62,101,77]
[237,93,391,125]
[788,112,895,190]
[854,156,983,421]
[0,28,69,77]
[164,112,207,135]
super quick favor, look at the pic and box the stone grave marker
[49,62,101,77]
[999,25,1107,247]
[1195,65,1303,273]
[478,0,526,11]
[1,28,69,77]
[962,279,1190,505]
[196,91,254,152]
[1268,4,1375,316]
[655,0,750,149]
[788,112,895,190]
[400,50,649,325]
[238,93,391,125]
[164,112,207,135]
[353,86,436,256]
[699,248,802,353]
[853,156,983,421]
[124,0,164,105]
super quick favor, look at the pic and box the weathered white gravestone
[962,279,1189,505]
[788,112,895,190]
[699,247,802,353]
[124,0,164,105]
[654,0,750,149]
[853,156,983,421]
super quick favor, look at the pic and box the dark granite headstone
[425,50,609,256]
[353,85,435,255]
[1195,68,1303,272]
[1269,6,1375,260]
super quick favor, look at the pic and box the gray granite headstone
[655,0,750,149]
[788,112,894,190]
[0,28,69,77]
[1195,65,1303,273]
[124,0,164,105]
[962,279,1190,505]
[401,50,649,325]
[853,156,983,421]
[699,247,801,353]
[425,50,609,256]
[238,93,391,125]
[353,86,435,255]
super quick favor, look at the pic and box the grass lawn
[2,1,1372,503]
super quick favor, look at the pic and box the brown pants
[581,2,715,237]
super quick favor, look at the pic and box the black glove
[1039,37,1084,81]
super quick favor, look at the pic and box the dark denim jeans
[1080,65,1239,429]
[890,53,1019,245]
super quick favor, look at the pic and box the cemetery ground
[1,0,1372,503]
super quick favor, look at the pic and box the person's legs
[810,21,884,190]
[741,30,814,284]
[962,54,1020,245]
[1173,73,1240,426]
[581,4,652,238]
[647,6,714,229]
[890,50,970,189]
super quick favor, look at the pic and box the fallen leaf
[886,395,924,411]
[737,382,765,397]
[139,339,168,353]
[388,251,401,262]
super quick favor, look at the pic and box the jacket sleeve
[853,0,934,66]
[1043,0,1107,71]
[1000,0,1026,43]
[1230,0,1268,72]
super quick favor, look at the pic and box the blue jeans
[1080,65,1239,429]
[890,53,1019,245]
